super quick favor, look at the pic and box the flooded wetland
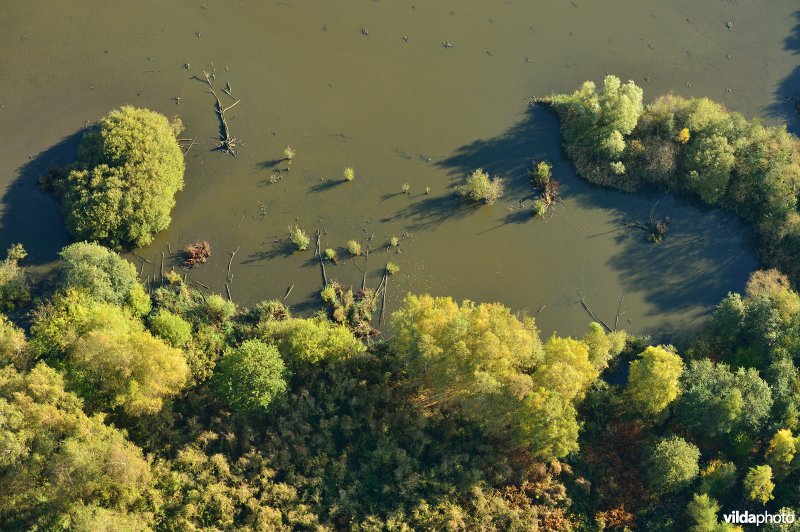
[2,0,799,337]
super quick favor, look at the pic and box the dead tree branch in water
[379,270,389,326]
[226,246,240,282]
[200,67,240,156]
[316,231,328,287]
[614,293,625,332]
[625,201,670,243]
[283,284,294,301]
[576,289,612,332]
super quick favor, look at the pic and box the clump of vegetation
[283,146,296,168]
[386,261,400,275]
[288,225,310,251]
[425,186,431,194]
[320,281,378,337]
[389,235,400,247]
[323,248,338,264]
[183,241,211,268]
[50,106,185,248]
[531,197,549,218]
[402,182,411,194]
[530,160,561,214]
[459,168,504,205]
[546,75,800,275]
[343,167,355,181]
[347,240,362,256]
[0,244,30,312]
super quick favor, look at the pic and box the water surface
[2,0,796,336]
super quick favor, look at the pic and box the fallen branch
[133,252,152,265]
[576,289,612,332]
[225,282,232,302]
[201,69,240,156]
[283,284,294,301]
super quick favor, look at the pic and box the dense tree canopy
[52,106,185,248]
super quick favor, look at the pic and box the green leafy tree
[212,339,288,414]
[685,134,736,204]
[677,359,744,437]
[582,321,627,371]
[0,316,29,369]
[551,75,643,158]
[766,429,797,478]
[743,465,775,505]
[53,106,185,248]
[646,436,701,494]
[66,304,189,416]
[259,315,365,369]
[148,309,192,348]
[58,242,150,316]
[626,345,684,416]
[687,493,737,532]
[0,244,31,312]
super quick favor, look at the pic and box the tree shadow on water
[0,133,78,265]
[767,10,800,133]
[431,104,758,327]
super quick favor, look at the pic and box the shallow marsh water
[1,0,798,337]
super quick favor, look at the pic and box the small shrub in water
[347,240,362,256]
[532,198,549,218]
[343,167,355,181]
[283,146,296,161]
[386,262,400,275]
[402,183,411,194]
[289,225,310,251]
[460,168,504,205]
[389,236,400,248]
[324,248,338,263]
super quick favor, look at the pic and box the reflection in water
[0,0,791,338]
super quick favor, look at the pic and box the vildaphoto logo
[722,509,796,526]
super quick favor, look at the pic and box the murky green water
[2,0,797,337]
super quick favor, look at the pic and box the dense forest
[3,80,800,530]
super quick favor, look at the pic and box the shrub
[347,240,362,256]
[386,262,400,275]
[343,167,355,181]
[53,106,185,248]
[676,127,690,144]
[213,340,288,414]
[288,226,310,251]
[323,248,338,263]
[460,169,504,205]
